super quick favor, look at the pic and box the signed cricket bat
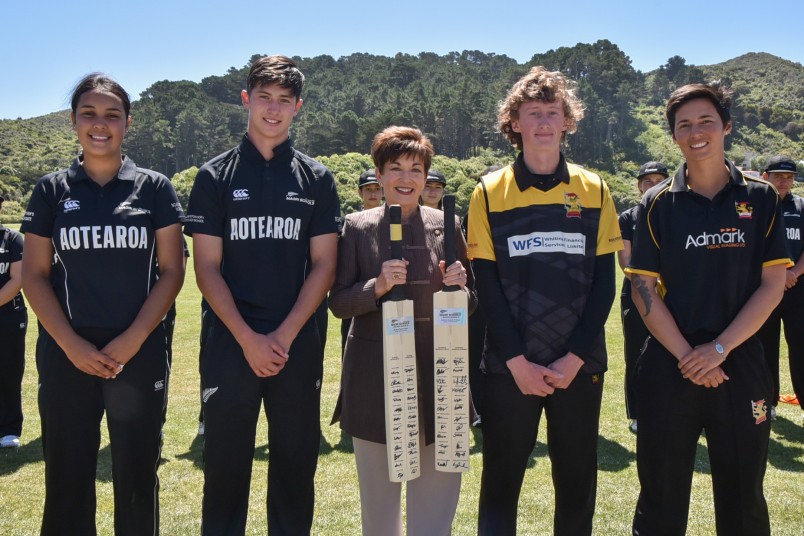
[432,195,470,472]
[382,204,420,482]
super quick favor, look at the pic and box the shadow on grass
[598,434,635,472]
[175,433,204,470]
[0,435,43,475]
[769,415,804,472]
[320,429,353,455]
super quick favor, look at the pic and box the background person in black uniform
[627,82,790,536]
[0,196,27,450]
[420,169,446,209]
[757,155,804,420]
[340,169,383,357]
[617,161,668,434]
[185,55,340,535]
[21,73,186,535]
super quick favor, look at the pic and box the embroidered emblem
[735,201,753,219]
[751,399,767,424]
[564,192,582,218]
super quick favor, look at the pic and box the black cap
[426,169,446,185]
[764,155,797,174]
[358,170,379,188]
[637,162,669,180]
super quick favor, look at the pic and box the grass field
[1,235,802,535]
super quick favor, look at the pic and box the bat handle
[442,195,460,292]
[389,205,405,302]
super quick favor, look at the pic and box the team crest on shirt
[114,201,151,216]
[735,201,753,219]
[564,192,582,218]
[751,399,768,424]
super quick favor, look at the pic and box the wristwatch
[713,341,726,358]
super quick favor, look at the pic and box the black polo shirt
[184,135,340,324]
[627,160,790,337]
[781,193,804,262]
[0,225,25,314]
[618,204,639,296]
[21,157,184,330]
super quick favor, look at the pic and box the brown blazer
[329,204,476,444]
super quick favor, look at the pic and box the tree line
[1,42,802,220]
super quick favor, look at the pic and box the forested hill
[1,42,802,218]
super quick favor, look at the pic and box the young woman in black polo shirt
[21,73,185,535]
[627,83,790,536]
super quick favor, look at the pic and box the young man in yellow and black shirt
[467,66,622,536]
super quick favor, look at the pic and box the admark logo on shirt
[285,191,315,206]
[63,199,80,213]
[685,227,746,250]
[232,189,250,201]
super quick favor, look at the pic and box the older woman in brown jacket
[329,126,476,536]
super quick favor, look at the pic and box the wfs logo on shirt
[232,189,250,201]
[286,191,315,205]
[63,199,81,213]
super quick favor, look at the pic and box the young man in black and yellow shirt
[467,66,622,536]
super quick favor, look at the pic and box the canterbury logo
[232,189,249,199]
[154,380,165,391]
[202,387,219,403]
[63,200,80,211]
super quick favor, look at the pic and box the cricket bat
[382,204,420,482]
[432,195,470,472]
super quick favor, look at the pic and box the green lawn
[1,236,802,535]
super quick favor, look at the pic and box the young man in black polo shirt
[757,155,804,421]
[627,83,789,535]
[467,66,622,536]
[185,55,340,535]
[617,161,668,434]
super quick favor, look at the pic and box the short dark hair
[666,81,732,133]
[70,73,131,117]
[371,126,434,173]
[246,55,304,99]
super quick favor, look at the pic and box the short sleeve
[467,181,494,261]
[20,177,56,238]
[762,189,793,268]
[626,192,661,278]
[184,166,224,237]
[619,207,636,243]
[8,230,23,262]
[309,168,341,237]
[595,180,623,256]
[152,175,185,230]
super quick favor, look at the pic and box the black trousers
[633,335,772,536]
[201,316,323,536]
[38,325,169,536]
[756,284,804,408]
[478,371,604,536]
[620,289,650,419]
[468,302,487,416]
[0,309,27,437]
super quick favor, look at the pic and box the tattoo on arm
[632,274,653,316]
